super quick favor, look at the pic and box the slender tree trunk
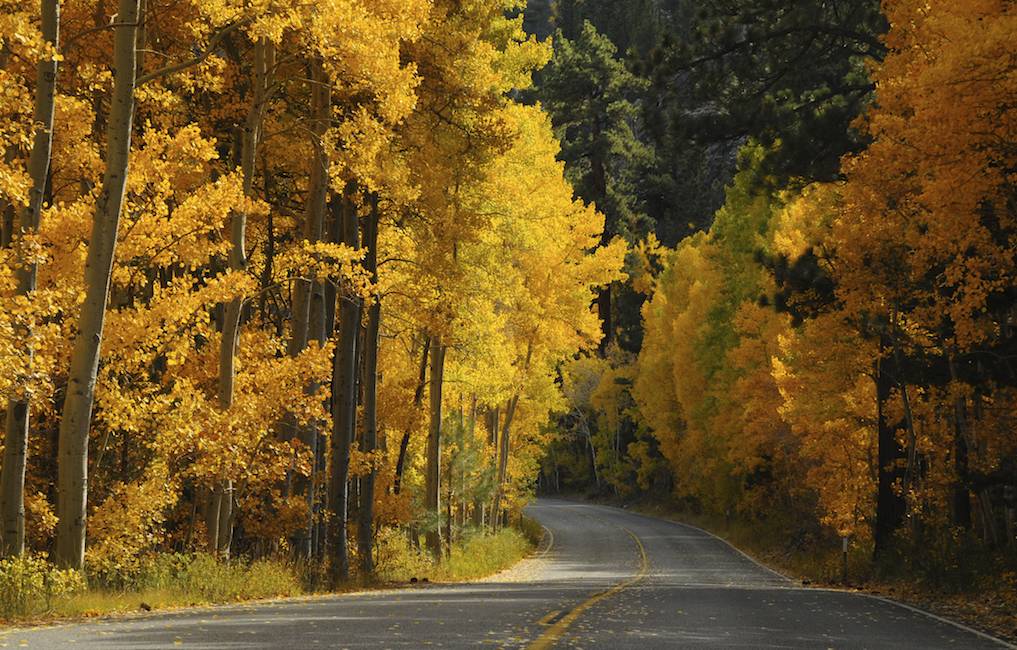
[424,338,446,559]
[214,37,272,559]
[329,192,361,586]
[357,196,380,577]
[0,0,60,558]
[491,395,519,531]
[287,59,330,558]
[873,334,905,560]
[590,117,613,353]
[486,406,499,446]
[947,356,971,529]
[54,0,139,569]
[393,336,429,495]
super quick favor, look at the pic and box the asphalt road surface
[2,499,1010,649]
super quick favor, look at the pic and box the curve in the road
[529,525,648,650]
[2,499,1012,649]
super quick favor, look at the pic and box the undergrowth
[1,527,533,623]
[375,526,533,583]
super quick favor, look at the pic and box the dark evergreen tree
[540,21,652,352]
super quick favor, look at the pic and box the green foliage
[540,21,652,245]
[653,0,885,184]
[445,528,530,580]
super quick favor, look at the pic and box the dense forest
[537,0,1017,586]
[0,0,1014,616]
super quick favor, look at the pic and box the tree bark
[393,336,429,495]
[948,356,972,530]
[329,192,361,586]
[54,0,139,569]
[491,395,519,531]
[214,37,272,558]
[424,338,446,558]
[288,59,330,558]
[0,0,60,558]
[357,196,380,576]
[873,334,905,560]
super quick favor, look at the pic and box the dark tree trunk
[357,196,380,577]
[874,334,906,560]
[329,192,361,586]
[393,337,429,495]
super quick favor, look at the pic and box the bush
[173,554,300,602]
[375,527,432,583]
[0,554,85,619]
[444,528,530,580]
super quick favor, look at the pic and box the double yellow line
[527,527,649,650]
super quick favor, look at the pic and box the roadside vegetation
[0,0,619,622]
[0,526,533,623]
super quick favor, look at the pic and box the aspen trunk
[204,487,220,552]
[486,406,499,446]
[948,356,972,529]
[491,395,518,531]
[214,38,272,558]
[0,0,60,558]
[357,197,380,576]
[287,60,329,361]
[873,334,906,560]
[424,339,446,559]
[288,59,330,558]
[393,336,429,495]
[329,193,361,585]
[54,0,139,569]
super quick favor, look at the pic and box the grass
[1,526,535,626]
[0,553,304,625]
[374,526,534,584]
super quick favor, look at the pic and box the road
[2,499,1009,648]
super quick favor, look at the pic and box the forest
[539,0,1017,597]
[0,0,1015,623]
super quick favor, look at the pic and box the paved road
[2,499,1010,648]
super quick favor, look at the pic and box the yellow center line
[527,527,649,650]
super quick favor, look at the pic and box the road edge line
[536,525,555,558]
[582,501,793,584]
[584,500,1015,648]
[808,588,1017,650]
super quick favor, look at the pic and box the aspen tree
[358,196,380,575]
[424,338,446,558]
[0,0,59,558]
[210,34,272,557]
[55,0,140,569]
[330,193,361,585]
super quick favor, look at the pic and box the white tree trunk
[213,37,272,558]
[0,0,60,558]
[54,0,140,569]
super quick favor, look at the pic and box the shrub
[0,554,85,619]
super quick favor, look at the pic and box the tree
[539,21,650,351]
[0,0,59,558]
[55,0,141,569]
